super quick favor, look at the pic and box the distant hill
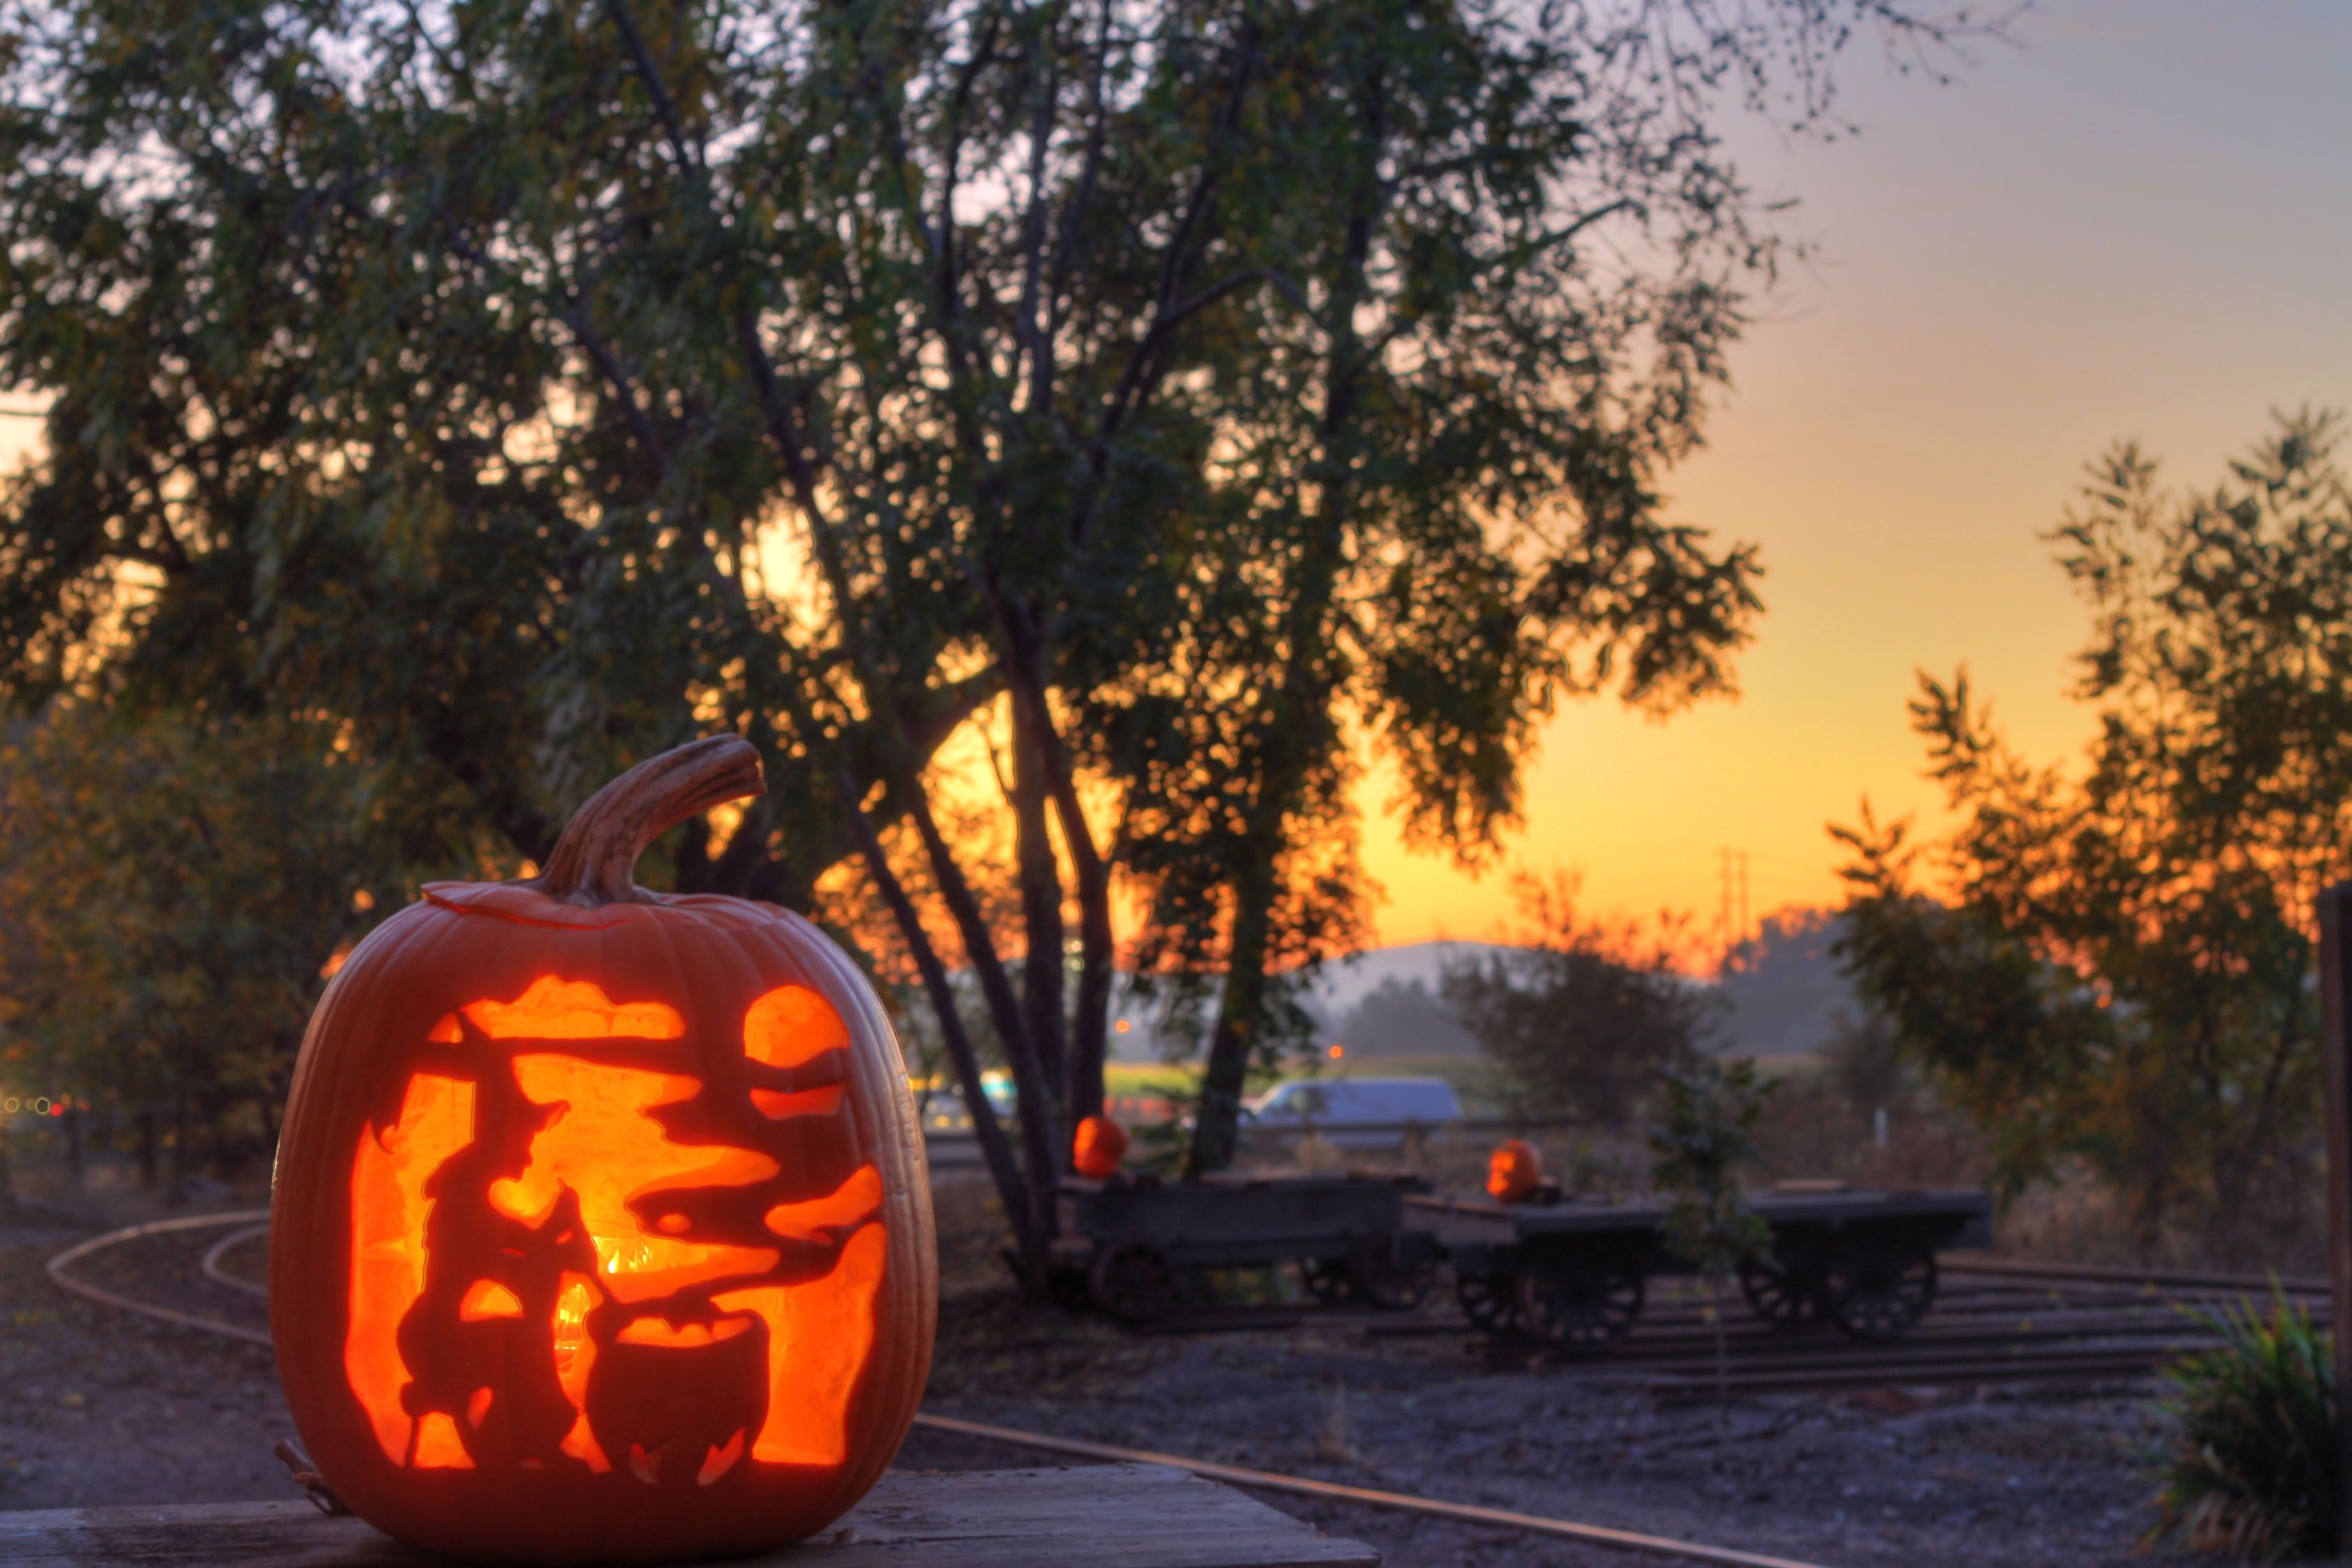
[1713,908,1856,1058]
[1100,941,1518,1063]
[1099,916,1857,1065]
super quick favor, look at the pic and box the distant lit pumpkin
[269,739,935,1564]
[1486,1139,1543,1204]
[1072,1115,1129,1181]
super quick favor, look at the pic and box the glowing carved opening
[497,1055,783,1302]
[750,1082,846,1121]
[459,1279,524,1321]
[765,1164,883,1243]
[713,1222,887,1467]
[341,977,889,1481]
[615,1315,754,1347]
[346,1073,475,1465]
[699,1428,746,1485]
[744,984,848,1067]
[554,1271,611,1473]
[465,975,686,1041]
[415,1411,473,1468]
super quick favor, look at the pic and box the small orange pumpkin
[1072,1115,1129,1180]
[269,739,935,1563]
[1486,1139,1544,1204]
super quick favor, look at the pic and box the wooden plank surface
[0,1464,1380,1568]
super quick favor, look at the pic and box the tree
[1442,871,1719,1126]
[0,707,385,1195]
[1834,410,2351,1243]
[0,0,2003,1264]
[1647,1055,1772,1417]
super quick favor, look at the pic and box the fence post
[2315,882,2352,1560]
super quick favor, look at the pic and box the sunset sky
[1,2,2342,965]
[1359,0,2352,954]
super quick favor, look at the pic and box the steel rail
[912,1411,1841,1568]
[48,1214,1844,1568]
[1939,1256,2327,1295]
[1650,1347,2173,1399]
[199,1221,272,1299]
[43,1208,274,1349]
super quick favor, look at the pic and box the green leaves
[1648,1056,1773,1280]
[1835,411,2351,1241]
[2151,1289,2340,1563]
[0,705,389,1153]
[1442,869,1719,1126]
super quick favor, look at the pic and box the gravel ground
[0,1216,289,1509]
[901,1282,2214,1568]
[0,1203,2235,1568]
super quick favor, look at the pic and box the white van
[1241,1077,1463,1151]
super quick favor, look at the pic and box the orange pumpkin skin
[1072,1116,1128,1180]
[1486,1139,1543,1204]
[269,741,935,1564]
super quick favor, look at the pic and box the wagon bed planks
[0,1463,1381,1568]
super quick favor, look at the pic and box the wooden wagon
[1405,1184,1995,1352]
[1051,1171,1442,1322]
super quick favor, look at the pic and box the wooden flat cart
[1405,1185,1995,1353]
[1053,1171,1441,1322]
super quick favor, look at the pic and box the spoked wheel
[1456,1269,1518,1333]
[1347,1244,1436,1312]
[1091,1243,1180,1324]
[1820,1234,1937,1340]
[1514,1261,1645,1353]
[1737,1255,1823,1329]
[1299,1255,1354,1305]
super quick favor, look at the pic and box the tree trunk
[138,1109,158,1190]
[1188,863,1278,1177]
[840,778,1046,1284]
[1008,676,1070,1114]
[1181,66,1383,1174]
[899,786,1065,1204]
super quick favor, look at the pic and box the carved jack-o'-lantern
[1487,1138,1544,1204]
[269,739,935,1564]
[1072,1115,1128,1181]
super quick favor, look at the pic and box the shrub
[2150,1288,2339,1562]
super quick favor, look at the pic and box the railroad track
[1116,1261,2316,1396]
[45,1216,2323,1562]
[44,1211,1841,1568]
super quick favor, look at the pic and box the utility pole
[1717,848,1752,978]
[2315,882,2352,1560]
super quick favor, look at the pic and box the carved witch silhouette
[342,975,885,1488]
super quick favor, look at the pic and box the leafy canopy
[1835,410,2351,1238]
[1442,869,1718,1126]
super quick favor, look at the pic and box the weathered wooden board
[0,1463,1380,1567]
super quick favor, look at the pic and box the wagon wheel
[1514,1261,1645,1353]
[1737,1255,1822,1329]
[1299,1256,1354,1305]
[1346,1243,1436,1312]
[1090,1243,1180,1324]
[1820,1235,1937,1341]
[1455,1269,1518,1333]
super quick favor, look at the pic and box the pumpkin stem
[533,736,766,905]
